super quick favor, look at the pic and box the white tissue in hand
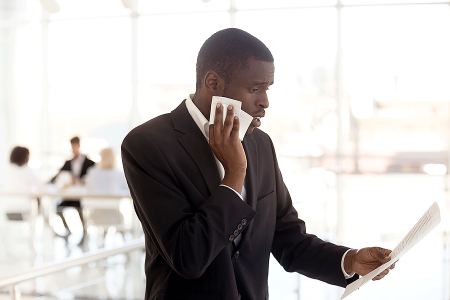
[237,110,253,141]
[209,96,242,125]
[209,96,252,141]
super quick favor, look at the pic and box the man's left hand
[344,247,397,281]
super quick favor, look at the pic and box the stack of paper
[340,202,441,299]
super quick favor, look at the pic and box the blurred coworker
[83,148,130,233]
[85,148,128,195]
[50,136,95,185]
[50,136,95,241]
[1,147,42,256]
[6,146,43,220]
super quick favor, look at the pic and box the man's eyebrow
[250,80,274,85]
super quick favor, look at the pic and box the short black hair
[70,136,80,145]
[10,146,30,167]
[196,28,274,90]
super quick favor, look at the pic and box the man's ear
[204,71,225,95]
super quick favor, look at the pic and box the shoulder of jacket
[122,113,177,150]
[130,113,172,136]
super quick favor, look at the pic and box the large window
[46,17,132,171]
[138,12,230,122]
[342,4,450,174]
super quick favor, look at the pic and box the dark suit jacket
[50,155,95,183]
[121,101,357,300]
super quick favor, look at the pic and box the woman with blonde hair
[85,148,128,194]
[83,148,130,237]
[98,148,115,170]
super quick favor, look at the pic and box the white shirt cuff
[341,249,356,279]
[220,184,243,200]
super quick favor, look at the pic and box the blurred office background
[1,0,450,299]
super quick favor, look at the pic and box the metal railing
[0,239,145,300]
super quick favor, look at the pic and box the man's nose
[257,91,269,109]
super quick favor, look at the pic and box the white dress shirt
[71,154,86,179]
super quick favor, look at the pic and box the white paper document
[340,201,441,300]
[209,96,253,141]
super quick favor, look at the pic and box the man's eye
[250,88,258,92]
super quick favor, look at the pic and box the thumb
[373,247,391,263]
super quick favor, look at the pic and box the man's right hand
[209,103,247,194]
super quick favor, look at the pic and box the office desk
[0,190,140,246]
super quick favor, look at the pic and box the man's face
[222,58,274,135]
[71,143,81,157]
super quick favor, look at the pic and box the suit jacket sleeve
[121,129,257,279]
[50,160,71,183]
[267,137,358,287]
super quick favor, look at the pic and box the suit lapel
[81,157,89,178]
[171,101,221,195]
[236,135,258,250]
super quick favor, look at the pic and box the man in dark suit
[121,28,395,300]
[51,136,95,240]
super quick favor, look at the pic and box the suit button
[229,235,235,241]
[238,293,241,299]
[234,229,239,236]
[237,224,243,230]
[234,251,240,258]
[241,219,247,226]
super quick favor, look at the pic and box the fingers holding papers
[346,247,398,281]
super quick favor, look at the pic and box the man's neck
[192,92,212,120]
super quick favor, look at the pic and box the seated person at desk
[83,147,130,234]
[1,146,44,256]
[5,146,43,220]
[50,136,95,240]
[84,148,128,195]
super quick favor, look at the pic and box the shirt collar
[185,94,210,140]
[73,154,85,162]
